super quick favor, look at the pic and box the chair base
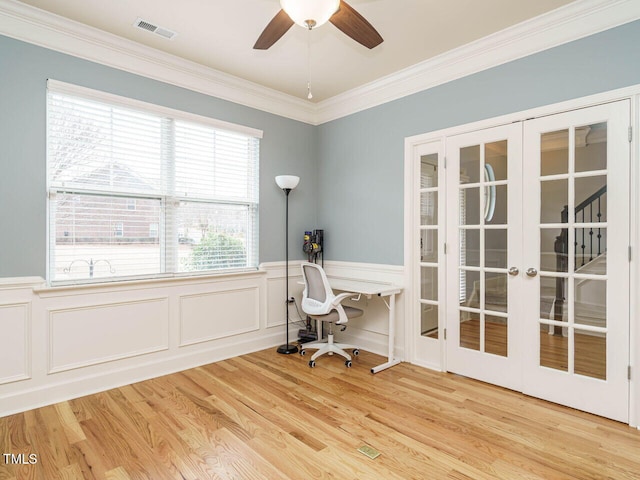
[302,334,358,362]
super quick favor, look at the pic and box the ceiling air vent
[133,18,177,40]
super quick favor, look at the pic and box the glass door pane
[420,153,440,339]
[458,141,510,356]
[537,121,609,377]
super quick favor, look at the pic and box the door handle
[526,267,538,277]
[508,267,519,276]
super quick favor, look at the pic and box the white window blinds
[47,80,261,284]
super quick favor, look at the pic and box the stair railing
[573,185,607,267]
[552,185,606,333]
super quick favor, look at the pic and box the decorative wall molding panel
[0,278,40,388]
[0,302,31,385]
[0,262,403,417]
[179,286,260,347]
[263,261,305,330]
[48,297,170,373]
[0,271,270,417]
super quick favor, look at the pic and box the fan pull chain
[306,24,313,100]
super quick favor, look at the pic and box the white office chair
[299,262,363,368]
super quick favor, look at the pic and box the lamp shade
[280,0,340,28]
[275,175,300,190]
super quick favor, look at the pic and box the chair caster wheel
[300,349,306,356]
[345,360,352,368]
[309,360,316,368]
[352,349,359,356]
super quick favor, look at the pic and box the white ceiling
[14,0,577,103]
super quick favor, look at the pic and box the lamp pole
[275,175,300,354]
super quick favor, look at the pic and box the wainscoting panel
[0,302,30,384]
[0,263,404,417]
[266,272,304,329]
[48,297,169,373]
[179,286,260,346]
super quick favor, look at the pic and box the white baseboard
[0,330,284,418]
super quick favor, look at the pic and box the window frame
[46,80,263,285]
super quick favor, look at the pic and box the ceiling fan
[254,0,383,50]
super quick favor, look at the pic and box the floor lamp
[276,175,300,354]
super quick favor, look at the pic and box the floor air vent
[133,18,177,40]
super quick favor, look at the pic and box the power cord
[286,296,307,328]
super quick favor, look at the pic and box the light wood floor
[1,349,639,480]
[458,319,607,379]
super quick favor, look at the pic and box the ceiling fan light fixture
[280,0,340,29]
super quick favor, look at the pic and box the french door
[445,123,523,391]
[444,101,630,421]
[521,101,630,421]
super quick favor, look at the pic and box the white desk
[324,276,403,374]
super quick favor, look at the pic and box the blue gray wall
[317,20,640,265]
[0,35,317,277]
[2,20,640,277]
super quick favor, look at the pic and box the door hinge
[629,126,633,143]
[444,328,447,340]
[629,246,632,262]
[628,365,632,381]
[444,243,447,254]
[444,157,447,169]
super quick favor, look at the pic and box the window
[47,80,261,284]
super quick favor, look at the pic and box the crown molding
[312,0,640,124]
[1,0,639,126]
[0,0,316,124]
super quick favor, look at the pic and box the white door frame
[404,84,640,427]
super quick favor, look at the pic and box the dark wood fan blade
[330,1,383,49]
[253,9,295,50]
